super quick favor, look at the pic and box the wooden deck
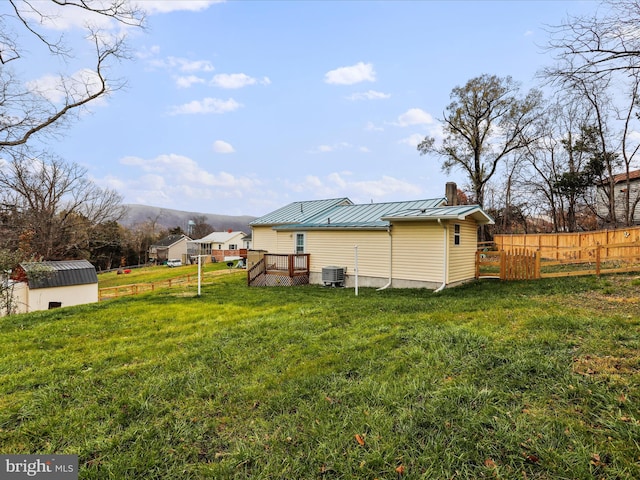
[248,254,310,286]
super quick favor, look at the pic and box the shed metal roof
[249,198,353,226]
[21,260,98,289]
[274,198,447,230]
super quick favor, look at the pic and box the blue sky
[10,0,599,217]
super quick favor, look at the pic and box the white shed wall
[11,282,98,314]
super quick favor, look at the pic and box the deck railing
[247,253,310,286]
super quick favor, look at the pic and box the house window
[229,244,237,250]
[295,233,305,254]
[454,224,461,246]
[218,244,222,250]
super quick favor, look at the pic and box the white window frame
[295,233,306,254]
[454,223,461,246]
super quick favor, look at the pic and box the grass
[98,262,239,289]
[1,274,639,479]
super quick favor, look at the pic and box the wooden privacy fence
[476,249,540,281]
[477,241,640,281]
[494,226,640,260]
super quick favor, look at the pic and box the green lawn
[98,262,239,289]
[1,274,639,479]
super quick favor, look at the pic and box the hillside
[120,204,257,234]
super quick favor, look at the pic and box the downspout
[377,225,393,290]
[434,219,447,293]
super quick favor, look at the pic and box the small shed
[11,260,99,314]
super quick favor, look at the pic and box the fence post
[535,250,541,279]
[500,250,506,280]
[596,245,601,276]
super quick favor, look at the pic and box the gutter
[377,225,393,290]
[434,219,447,293]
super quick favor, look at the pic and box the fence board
[477,238,640,281]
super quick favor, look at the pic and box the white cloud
[346,90,390,101]
[284,172,421,200]
[136,45,161,60]
[120,154,256,188]
[365,121,384,132]
[26,69,106,105]
[399,133,428,148]
[395,108,434,127]
[140,1,225,14]
[175,75,206,88]
[18,2,116,31]
[168,97,242,115]
[210,73,271,89]
[114,153,260,208]
[324,62,376,85]
[149,56,215,73]
[213,140,235,153]
[308,142,369,154]
[627,130,640,143]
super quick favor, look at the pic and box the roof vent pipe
[445,182,458,206]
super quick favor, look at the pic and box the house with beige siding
[149,234,192,264]
[249,184,494,290]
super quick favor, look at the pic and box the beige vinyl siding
[251,226,278,252]
[391,222,445,283]
[448,219,478,283]
[305,230,390,278]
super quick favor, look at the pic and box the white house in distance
[10,260,99,314]
[187,230,247,263]
[249,183,494,290]
[596,169,640,225]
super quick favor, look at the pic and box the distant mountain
[120,204,257,234]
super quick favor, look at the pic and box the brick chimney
[445,182,458,206]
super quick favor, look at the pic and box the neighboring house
[10,260,98,314]
[596,169,640,226]
[149,234,192,264]
[187,231,247,262]
[250,183,494,289]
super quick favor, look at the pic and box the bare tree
[418,75,542,209]
[0,151,126,259]
[0,0,145,150]
[191,215,215,239]
[546,0,640,80]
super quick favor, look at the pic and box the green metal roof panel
[21,260,98,289]
[383,205,495,225]
[249,198,353,226]
[274,198,447,230]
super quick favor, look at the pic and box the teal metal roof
[274,198,447,230]
[249,198,353,226]
[383,205,494,225]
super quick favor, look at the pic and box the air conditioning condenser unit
[322,266,345,287]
